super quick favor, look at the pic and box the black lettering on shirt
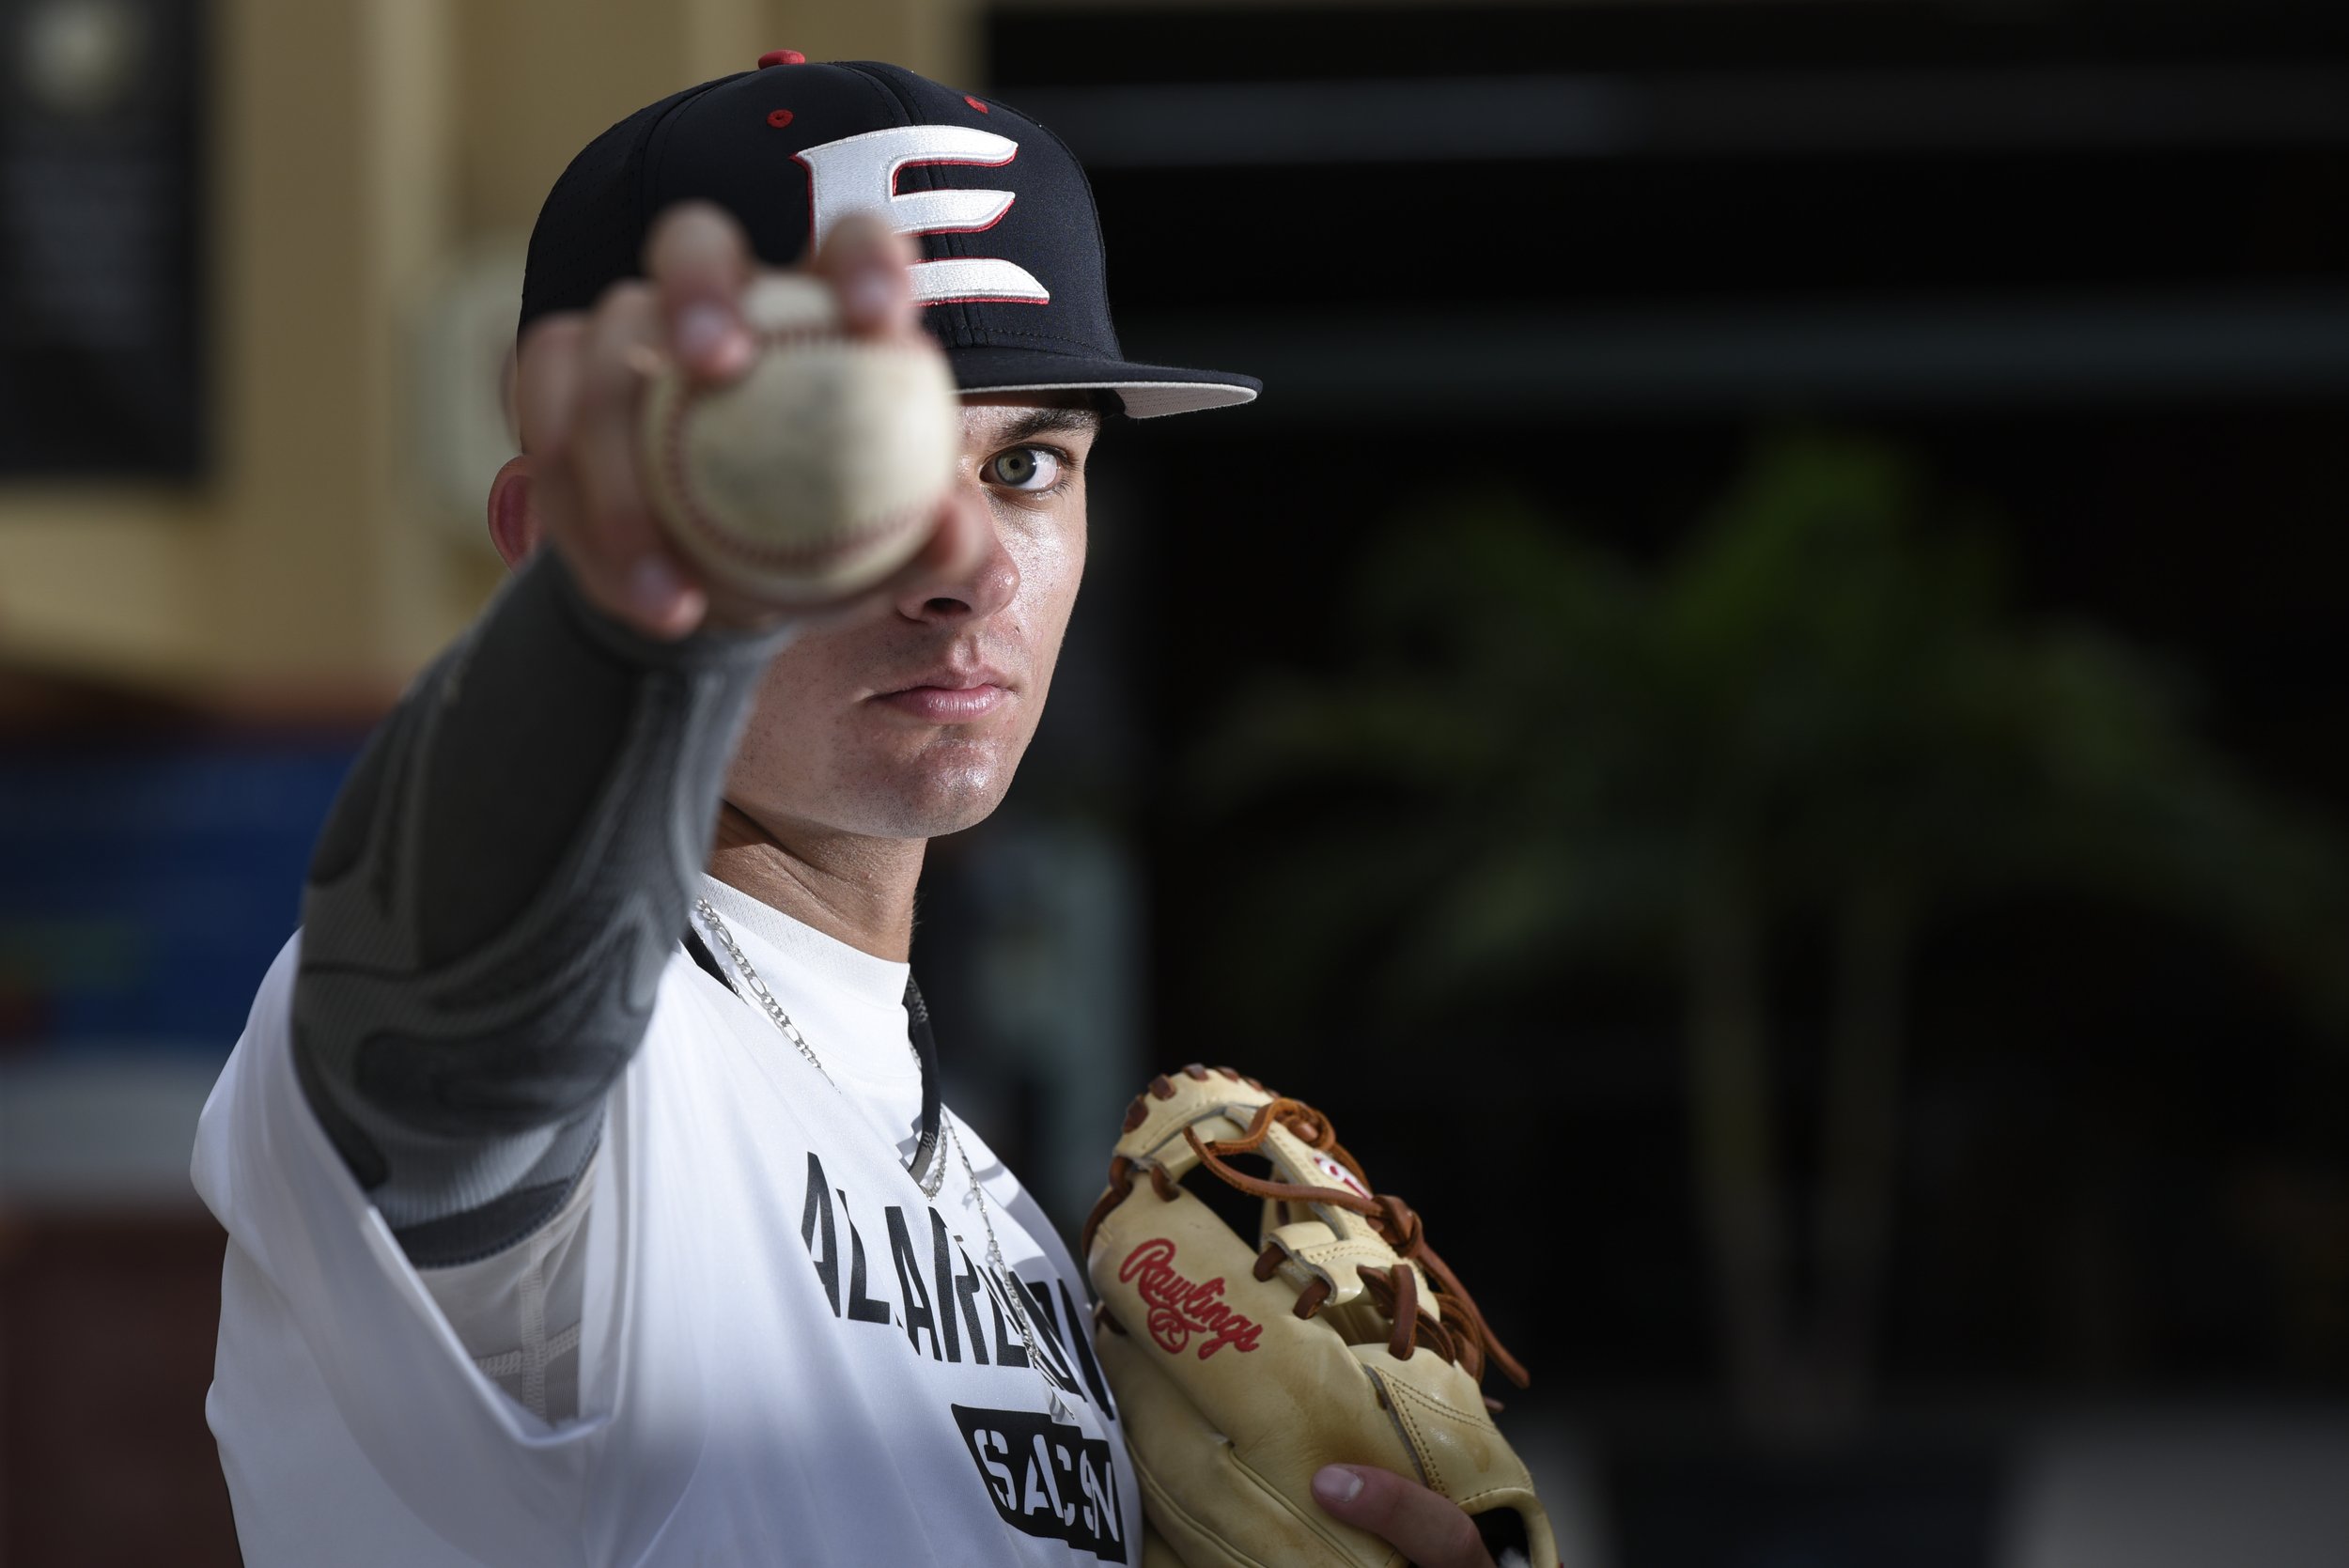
[843,1192,893,1325]
[1057,1278,1117,1421]
[799,1153,840,1315]
[952,1242,990,1366]
[969,1423,1017,1509]
[794,1173,1104,1414]
[1019,1277,1086,1404]
[1080,1440,1123,1548]
[950,1405,1128,1563]
[886,1205,943,1360]
[1022,1429,1065,1520]
[928,1209,962,1363]
[984,1262,1028,1370]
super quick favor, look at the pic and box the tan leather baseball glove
[1082,1064,1553,1568]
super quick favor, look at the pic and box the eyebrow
[975,405,1104,448]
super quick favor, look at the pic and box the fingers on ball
[815,212,918,336]
[645,201,756,380]
[573,281,705,632]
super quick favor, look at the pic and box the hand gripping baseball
[638,268,959,606]
[509,205,987,639]
[1082,1066,1554,1568]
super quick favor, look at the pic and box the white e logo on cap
[797,126,1051,305]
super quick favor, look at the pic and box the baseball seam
[655,324,940,575]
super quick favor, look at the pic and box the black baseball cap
[520,52,1259,418]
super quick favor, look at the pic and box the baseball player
[194,55,1509,1567]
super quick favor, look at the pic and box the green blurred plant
[1193,429,2349,1435]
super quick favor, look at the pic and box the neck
[707,801,926,962]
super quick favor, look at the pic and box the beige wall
[0,0,972,713]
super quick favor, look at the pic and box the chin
[858,752,1020,840]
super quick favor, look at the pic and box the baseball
[639,272,960,606]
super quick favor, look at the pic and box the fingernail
[677,303,745,370]
[1313,1466,1363,1506]
[846,266,894,322]
[629,555,688,618]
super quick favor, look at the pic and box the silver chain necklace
[692,894,847,1094]
[692,895,1076,1423]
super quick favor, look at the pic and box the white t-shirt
[193,877,1139,1567]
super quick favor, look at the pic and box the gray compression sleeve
[291,550,783,1267]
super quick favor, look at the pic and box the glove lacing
[1082,1077,1529,1392]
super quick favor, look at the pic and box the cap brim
[944,345,1260,419]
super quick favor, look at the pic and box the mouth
[873,663,1015,722]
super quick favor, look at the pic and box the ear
[486,455,538,568]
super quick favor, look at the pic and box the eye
[982,444,1063,492]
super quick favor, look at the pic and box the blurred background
[3,0,2347,1562]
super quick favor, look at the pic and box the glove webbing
[1084,1087,1529,1390]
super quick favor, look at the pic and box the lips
[874,662,1014,722]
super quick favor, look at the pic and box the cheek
[725,644,847,783]
[1008,502,1088,648]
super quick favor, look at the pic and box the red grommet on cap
[964,94,989,114]
[757,49,806,68]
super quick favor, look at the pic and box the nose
[893,482,1018,623]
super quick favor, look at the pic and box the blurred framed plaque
[0,0,202,476]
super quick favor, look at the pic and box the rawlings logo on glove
[1118,1238,1264,1359]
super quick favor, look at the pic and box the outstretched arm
[291,548,779,1266]
[287,207,978,1267]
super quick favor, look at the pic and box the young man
[194,55,1503,1567]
